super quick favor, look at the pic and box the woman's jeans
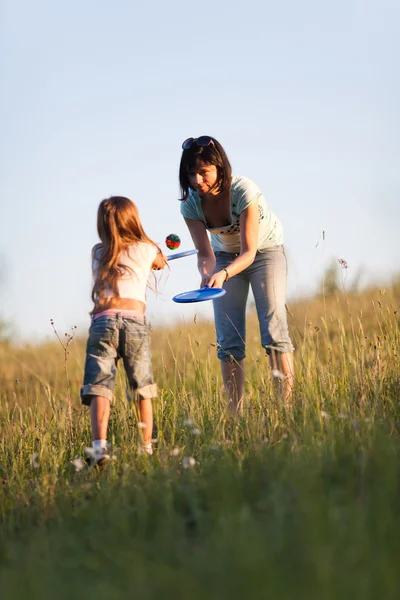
[213,246,294,361]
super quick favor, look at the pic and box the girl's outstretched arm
[151,248,168,270]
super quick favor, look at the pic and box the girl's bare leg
[138,397,153,445]
[90,396,110,441]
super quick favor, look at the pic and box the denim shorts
[80,312,157,405]
[213,246,294,361]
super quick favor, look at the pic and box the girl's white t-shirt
[93,242,157,304]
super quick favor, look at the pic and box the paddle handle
[166,249,198,261]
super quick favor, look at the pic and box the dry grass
[0,281,399,599]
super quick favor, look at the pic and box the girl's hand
[207,270,227,289]
[152,250,167,270]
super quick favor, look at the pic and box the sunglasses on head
[181,136,214,150]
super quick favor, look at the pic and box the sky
[1,0,399,342]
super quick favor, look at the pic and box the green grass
[0,282,399,599]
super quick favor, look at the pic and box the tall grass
[0,282,399,599]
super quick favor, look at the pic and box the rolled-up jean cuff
[217,349,246,362]
[80,384,114,406]
[264,343,295,355]
[137,383,158,400]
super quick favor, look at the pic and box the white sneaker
[138,443,153,456]
[84,446,111,470]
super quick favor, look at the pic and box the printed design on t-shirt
[216,203,265,235]
[217,219,241,235]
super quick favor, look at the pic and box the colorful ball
[165,233,181,250]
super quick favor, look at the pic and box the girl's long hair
[91,196,159,313]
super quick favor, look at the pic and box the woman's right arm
[184,217,216,287]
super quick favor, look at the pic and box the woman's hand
[207,270,227,289]
[200,273,212,287]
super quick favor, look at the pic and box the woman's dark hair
[179,137,232,200]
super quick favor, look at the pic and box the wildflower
[271,369,286,381]
[137,422,147,429]
[171,447,181,456]
[71,457,85,472]
[337,258,349,269]
[183,418,194,426]
[30,452,39,469]
[182,456,196,469]
[320,411,330,419]
[191,428,201,436]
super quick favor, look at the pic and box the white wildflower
[171,447,181,456]
[183,418,194,426]
[182,456,196,469]
[320,411,330,419]
[137,422,147,429]
[30,452,39,469]
[191,428,201,436]
[71,457,85,472]
[271,369,286,381]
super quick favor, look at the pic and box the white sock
[93,439,108,450]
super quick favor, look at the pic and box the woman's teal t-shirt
[180,175,284,253]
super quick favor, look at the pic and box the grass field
[0,281,399,599]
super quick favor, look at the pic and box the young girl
[178,136,294,410]
[80,196,167,467]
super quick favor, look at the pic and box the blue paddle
[173,287,226,304]
[167,249,198,261]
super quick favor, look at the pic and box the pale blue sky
[1,0,399,341]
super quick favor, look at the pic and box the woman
[179,136,294,410]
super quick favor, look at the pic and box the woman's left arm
[207,199,259,288]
